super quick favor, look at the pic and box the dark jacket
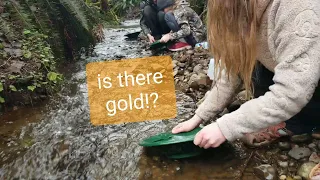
[139,0,157,36]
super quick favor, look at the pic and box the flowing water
[0,20,259,180]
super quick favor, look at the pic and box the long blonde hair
[207,0,258,99]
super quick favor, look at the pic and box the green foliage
[110,0,141,16]
[27,86,36,91]
[0,97,4,103]
[0,16,16,42]
[9,85,17,92]
[0,0,113,107]
[59,0,90,31]
[0,83,3,92]
[22,29,63,90]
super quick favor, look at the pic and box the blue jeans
[141,4,170,38]
[164,12,197,47]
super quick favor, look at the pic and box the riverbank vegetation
[0,0,120,111]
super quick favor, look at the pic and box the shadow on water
[0,20,259,180]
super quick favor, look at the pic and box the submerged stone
[288,147,312,160]
[297,162,316,180]
[254,164,277,180]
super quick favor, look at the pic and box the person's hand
[160,33,171,43]
[147,34,155,43]
[172,114,203,134]
[194,123,226,149]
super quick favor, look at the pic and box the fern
[0,17,16,42]
[8,0,33,28]
[59,0,90,31]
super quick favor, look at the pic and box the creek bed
[0,20,259,180]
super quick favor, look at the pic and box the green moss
[0,0,115,109]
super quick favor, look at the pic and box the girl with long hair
[172,0,320,151]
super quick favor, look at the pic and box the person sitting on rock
[171,0,320,149]
[156,0,206,52]
[140,0,171,43]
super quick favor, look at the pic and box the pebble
[253,164,277,180]
[297,162,317,180]
[279,142,291,150]
[309,152,320,163]
[279,155,289,161]
[279,175,286,180]
[308,143,318,151]
[178,62,185,68]
[288,147,312,160]
[193,64,203,74]
[293,175,302,180]
[290,134,311,143]
[289,161,296,167]
[278,161,289,168]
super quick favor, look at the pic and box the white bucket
[207,58,215,80]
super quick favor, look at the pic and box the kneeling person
[157,0,206,51]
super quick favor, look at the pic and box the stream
[0,20,259,180]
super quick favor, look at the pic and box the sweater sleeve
[195,69,242,122]
[216,0,320,142]
[171,7,192,40]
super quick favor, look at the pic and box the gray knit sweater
[195,0,320,141]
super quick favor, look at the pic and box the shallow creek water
[0,20,259,180]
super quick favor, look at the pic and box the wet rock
[279,142,291,150]
[188,74,200,89]
[193,64,203,74]
[293,175,302,180]
[178,62,185,68]
[197,73,209,86]
[288,147,312,160]
[279,175,287,180]
[174,69,179,76]
[172,60,178,68]
[309,152,320,163]
[290,134,311,143]
[278,161,289,168]
[253,164,277,180]
[297,162,317,180]
[308,143,318,152]
[183,71,190,76]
